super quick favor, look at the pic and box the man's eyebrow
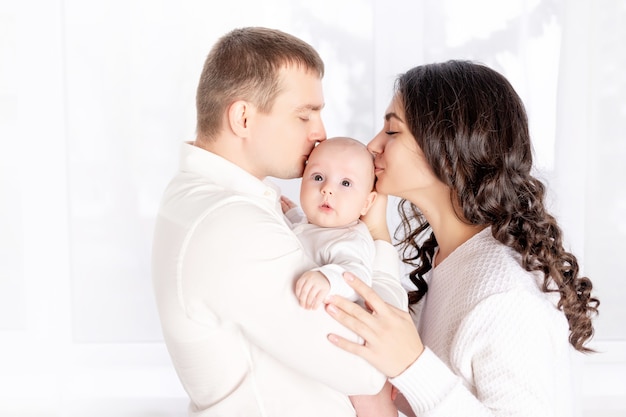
[385,112,404,122]
[296,103,325,112]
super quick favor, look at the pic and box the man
[152,27,405,416]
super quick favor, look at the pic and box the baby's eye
[313,174,324,181]
[341,180,352,187]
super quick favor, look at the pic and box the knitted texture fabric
[391,227,574,417]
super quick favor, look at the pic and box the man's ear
[227,100,250,137]
[360,191,378,216]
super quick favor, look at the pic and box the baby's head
[300,137,377,228]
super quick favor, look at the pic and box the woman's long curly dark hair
[395,60,599,352]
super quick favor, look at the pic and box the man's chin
[290,165,306,179]
[270,169,304,180]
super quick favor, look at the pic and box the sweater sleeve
[390,289,571,417]
[371,240,407,311]
[313,226,375,301]
[317,237,407,311]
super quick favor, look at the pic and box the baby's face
[300,138,376,228]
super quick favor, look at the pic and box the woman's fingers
[325,273,396,340]
[326,332,366,356]
[342,272,392,316]
[326,296,376,342]
[326,272,425,377]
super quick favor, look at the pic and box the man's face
[247,66,326,179]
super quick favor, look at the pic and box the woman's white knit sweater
[391,227,574,417]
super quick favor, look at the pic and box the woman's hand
[325,272,424,378]
[360,193,391,242]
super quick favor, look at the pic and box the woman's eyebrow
[385,112,404,122]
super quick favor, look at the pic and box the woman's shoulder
[440,228,542,299]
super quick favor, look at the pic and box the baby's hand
[295,271,330,309]
[280,195,297,214]
[350,380,398,417]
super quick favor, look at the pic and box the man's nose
[310,121,326,143]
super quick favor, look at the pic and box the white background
[1,0,625,416]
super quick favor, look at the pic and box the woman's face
[367,95,443,203]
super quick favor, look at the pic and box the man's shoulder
[158,173,277,225]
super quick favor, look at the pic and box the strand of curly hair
[396,170,600,352]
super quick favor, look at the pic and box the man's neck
[195,133,264,180]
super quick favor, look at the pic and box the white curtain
[1,0,624,415]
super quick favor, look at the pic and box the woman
[325,60,599,416]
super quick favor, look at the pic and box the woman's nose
[367,135,382,156]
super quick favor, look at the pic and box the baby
[282,136,397,417]
[281,136,377,309]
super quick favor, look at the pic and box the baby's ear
[360,191,378,216]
